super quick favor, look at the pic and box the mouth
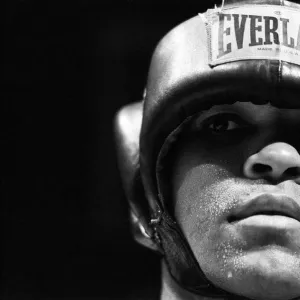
[228,194,300,224]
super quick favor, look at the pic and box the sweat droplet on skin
[177,166,269,281]
[214,240,247,280]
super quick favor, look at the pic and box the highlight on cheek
[175,165,242,245]
[173,164,259,284]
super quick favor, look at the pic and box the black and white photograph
[5,0,300,299]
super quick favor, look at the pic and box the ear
[114,101,159,251]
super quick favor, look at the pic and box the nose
[243,142,300,182]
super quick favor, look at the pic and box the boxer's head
[115,1,300,299]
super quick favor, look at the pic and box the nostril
[283,167,300,178]
[252,163,272,174]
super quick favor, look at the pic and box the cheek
[172,145,245,240]
[171,156,248,277]
[173,163,236,239]
[170,139,253,277]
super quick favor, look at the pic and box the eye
[190,112,251,143]
[205,115,240,133]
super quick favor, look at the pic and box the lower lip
[234,215,300,228]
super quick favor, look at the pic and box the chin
[206,248,300,300]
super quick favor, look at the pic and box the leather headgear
[115,0,300,298]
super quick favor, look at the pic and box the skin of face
[170,101,300,300]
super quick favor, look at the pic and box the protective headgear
[114,0,300,298]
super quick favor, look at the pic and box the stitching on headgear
[278,60,283,83]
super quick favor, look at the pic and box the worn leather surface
[114,102,154,239]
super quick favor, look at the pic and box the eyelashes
[203,113,246,133]
[193,113,247,130]
[190,113,252,142]
[203,116,240,133]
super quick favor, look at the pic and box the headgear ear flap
[114,101,159,251]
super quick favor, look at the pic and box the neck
[160,262,225,300]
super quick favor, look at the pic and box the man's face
[171,101,300,300]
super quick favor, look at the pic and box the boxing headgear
[115,0,300,298]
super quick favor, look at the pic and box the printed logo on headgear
[201,5,300,66]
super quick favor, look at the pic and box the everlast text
[217,13,300,58]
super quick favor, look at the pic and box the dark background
[3,1,218,299]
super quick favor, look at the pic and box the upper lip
[229,194,300,223]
